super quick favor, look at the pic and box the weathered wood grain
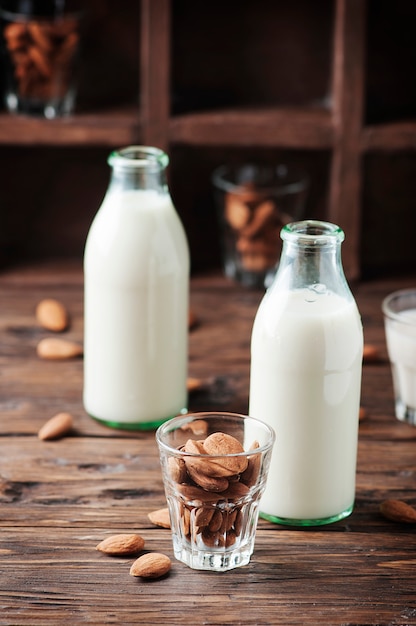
[1,262,416,625]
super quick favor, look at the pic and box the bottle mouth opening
[108,146,169,170]
[281,220,345,245]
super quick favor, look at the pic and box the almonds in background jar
[1,7,82,117]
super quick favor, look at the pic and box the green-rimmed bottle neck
[107,145,169,193]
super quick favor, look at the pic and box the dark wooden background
[0,0,416,279]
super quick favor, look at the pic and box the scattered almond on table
[38,412,73,440]
[379,499,416,523]
[129,553,171,579]
[37,337,83,360]
[186,377,204,393]
[96,532,172,580]
[188,309,199,330]
[96,534,145,556]
[359,406,368,421]
[36,298,69,332]
[148,507,171,529]
[363,343,381,363]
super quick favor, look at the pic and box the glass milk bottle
[249,220,363,525]
[83,146,190,430]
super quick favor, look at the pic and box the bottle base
[259,503,354,527]
[89,408,188,431]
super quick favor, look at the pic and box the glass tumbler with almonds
[156,412,275,572]
[212,163,309,288]
[0,0,82,118]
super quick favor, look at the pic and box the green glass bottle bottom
[89,408,188,431]
[259,503,354,527]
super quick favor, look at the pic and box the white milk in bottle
[83,146,190,429]
[249,220,363,525]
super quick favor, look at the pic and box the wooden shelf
[4,106,415,155]
[0,107,141,146]
[169,106,334,149]
[361,121,416,152]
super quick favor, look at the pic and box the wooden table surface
[1,262,416,626]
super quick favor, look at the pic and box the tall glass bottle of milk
[83,146,190,430]
[249,220,363,525]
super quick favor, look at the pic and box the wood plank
[170,106,334,148]
[0,108,141,146]
[140,0,171,150]
[328,0,366,280]
[1,526,416,624]
[362,120,416,152]
[1,262,416,625]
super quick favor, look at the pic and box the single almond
[195,506,215,530]
[236,228,279,254]
[225,193,251,230]
[380,499,416,523]
[180,419,209,436]
[203,432,248,476]
[96,533,145,556]
[36,298,69,332]
[187,377,204,393]
[183,438,206,455]
[225,529,237,548]
[167,456,187,483]
[207,509,223,533]
[221,481,250,500]
[234,509,243,535]
[240,249,276,272]
[129,552,171,579]
[241,199,275,238]
[188,310,199,330]
[180,504,191,536]
[359,406,368,421]
[183,438,227,485]
[225,509,239,533]
[148,507,171,529]
[177,483,218,503]
[37,337,83,360]
[240,441,261,487]
[186,462,229,492]
[363,344,381,363]
[220,509,236,533]
[38,412,73,440]
[201,528,221,548]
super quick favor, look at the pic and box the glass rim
[0,8,83,20]
[211,163,309,197]
[382,288,416,323]
[108,145,169,170]
[156,411,276,458]
[281,220,345,245]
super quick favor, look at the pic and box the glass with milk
[83,146,190,429]
[249,220,363,525]
[382,289,416,425]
